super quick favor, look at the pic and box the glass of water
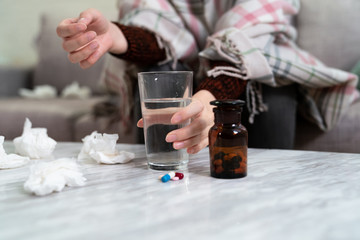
[138,71,193,170]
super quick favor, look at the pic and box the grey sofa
[0,0,359,153]
[293,0,360,153]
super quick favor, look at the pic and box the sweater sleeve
[112,23,247,99]
[196,61,248,100]
[110,23,166,65]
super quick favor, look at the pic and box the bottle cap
[210,99,245,107]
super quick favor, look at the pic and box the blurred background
[0,0,139,143]
[0,0,117,67]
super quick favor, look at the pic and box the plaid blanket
[104,0,359,131]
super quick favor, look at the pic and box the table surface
[1,142,360,240]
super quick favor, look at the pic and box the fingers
[172,134,208,154]
[173,132,208,151]
[137,119,144,128]
[62,31,97,52]
[166,117,208,143]
[171,100,204,124]
[79,49,101,69]
[78,8,101,26]
[165,97,214,154]
[166,115,212,154]
[68,41,99,64]
[187,138,209,154]
[170,123,209,150]
[56,18,87,38]
[56,8,101,38]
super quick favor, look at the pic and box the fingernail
[87,31,96,41]
[78,17,87,23]
[174,142,184,149]
[89,41,99,49]
[137,119,143,128]
[166,134,177,142]
[76,24,87,31]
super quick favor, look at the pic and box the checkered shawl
[104,0,359,131]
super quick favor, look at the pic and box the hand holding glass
[138,71,193,170]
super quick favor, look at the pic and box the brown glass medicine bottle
[208,100,248,179]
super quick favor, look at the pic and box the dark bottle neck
[214,107,243,124]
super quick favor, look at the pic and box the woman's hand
[56,8,127,69]
[137,90,216,154]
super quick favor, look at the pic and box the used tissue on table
[61,81,91,99]
[13,118,57,159]
[78,131,135,164]
[19,85,57,99]
[24,158,86,196]
[0,136,30,169]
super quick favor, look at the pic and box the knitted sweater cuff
[110,23,166,65]
[196,61,248,100]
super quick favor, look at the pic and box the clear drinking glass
[138,71,193,170]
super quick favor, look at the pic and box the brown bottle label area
[210,145,247,179]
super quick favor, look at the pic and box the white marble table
[1,142,360,240]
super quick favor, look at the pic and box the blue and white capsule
[160,171,176,183]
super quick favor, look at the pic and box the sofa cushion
[33,13,106,94]
[296,0,360,71]
[0,67,32,97]
[0,97,105,141]
[295,99,360,153]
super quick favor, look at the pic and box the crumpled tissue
[13,118,57,159]
[78,131,135,164]
[0,136,30,169]
[61,81,91,99]
[19,85,57,99]
[24,158,86,196]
